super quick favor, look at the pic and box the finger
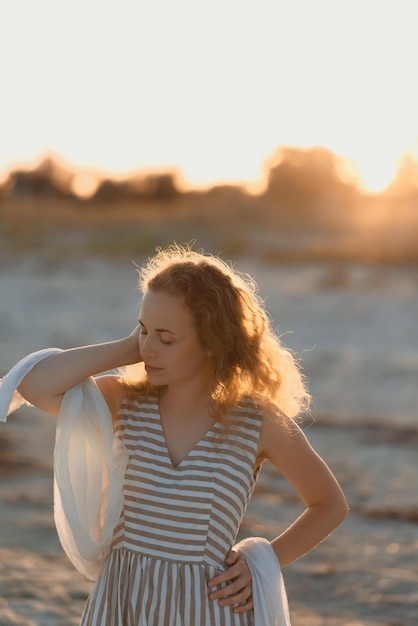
[217,585,253,608]
[208,557,249,588]
[209,574,252,601]
[233,597,254,614]
[225,548,240,565]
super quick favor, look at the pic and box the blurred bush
[1,147,417,265]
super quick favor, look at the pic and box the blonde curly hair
[121,244,311,423]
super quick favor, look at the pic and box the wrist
[121,334,142,366]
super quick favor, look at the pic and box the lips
[145,365,163,373]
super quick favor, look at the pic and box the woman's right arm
[17,331,141,417]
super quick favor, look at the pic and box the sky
[1,0,417,192]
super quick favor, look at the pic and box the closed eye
[139,326,172,345]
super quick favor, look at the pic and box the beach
[1,256,417,625]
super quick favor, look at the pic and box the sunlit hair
[121,243,311,424]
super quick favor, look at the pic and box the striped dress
[80,391,264,626]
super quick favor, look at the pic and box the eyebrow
[138,319,176,335]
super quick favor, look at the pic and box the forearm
[271,500,348,568]
[18,335,140,409]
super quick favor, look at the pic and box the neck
[159,382,214,421]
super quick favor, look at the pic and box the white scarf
[0,350,291,624]
[0,349,129,580]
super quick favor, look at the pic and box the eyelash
[139,329,172,345]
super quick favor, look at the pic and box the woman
[10,244,348,624]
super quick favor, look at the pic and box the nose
[140,334,158,359]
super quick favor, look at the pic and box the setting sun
[351,154,403,194]
[1,0,417,193]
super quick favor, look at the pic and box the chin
[146,369,165,382]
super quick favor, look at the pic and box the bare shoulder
[95,374,128,423]
[258,401,313,467]
[258,403,348,515]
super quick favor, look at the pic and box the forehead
[139,290,194,329]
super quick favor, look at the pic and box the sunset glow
[1,0,417,193]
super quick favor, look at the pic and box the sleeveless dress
[80,391,264,626]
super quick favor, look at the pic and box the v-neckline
[156,405,218,470]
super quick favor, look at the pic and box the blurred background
[1,1,417,624]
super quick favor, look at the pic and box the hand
[129,325,143,363]
[208,549,253,613]
[130,324,141,338]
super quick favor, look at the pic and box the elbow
[17,375,42,407]
[17,379,61,417]
[332,492,350,527]
[338,503,350,527]
[314,490,349,532]
[17,380,33,404]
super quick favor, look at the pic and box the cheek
[170,344,204,368]
[186,346,211,370]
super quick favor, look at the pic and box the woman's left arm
[207,410,348,612]
[261,410,349,567]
